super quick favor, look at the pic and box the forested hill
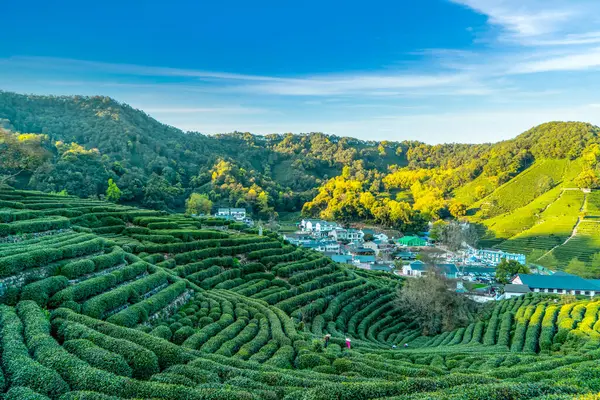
[0,91,411,213]
[1,91,600,237]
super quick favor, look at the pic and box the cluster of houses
[465,247,526,267]
[287,219,598,301]
[401,260,496,281]
[283,219,424,272]
[215,208,254,226]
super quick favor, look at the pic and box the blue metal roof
[355,255,376,263]
[331,255,352,263]
[517,274,600,291]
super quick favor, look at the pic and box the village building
[401,260,459,278]
[396,236,428,247]
[373,232,389,242]
[511,273,600,297]
[394,250,417,261]
[217,208,247,221]
[299,219,339,238]
[328,227,364,242]
[503,284,531,299]
[363,240,395,257]
[475,249,526,266]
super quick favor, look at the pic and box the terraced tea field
[2,188,600,399]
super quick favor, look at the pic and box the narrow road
[534,191,588,262]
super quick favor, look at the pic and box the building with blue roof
[512,273,600,297]
[401,260,458,278]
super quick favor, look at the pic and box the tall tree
[105,178,121,203]
[185,193,213,215]
[0,129,49,185]
[395,270,477,335]
[495,259,530,284]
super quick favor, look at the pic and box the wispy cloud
[143,106,269,115]
[1,55,486,98]
[449,0,588,39]
[510,47,600,73]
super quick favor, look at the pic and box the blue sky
[3,0,600,143]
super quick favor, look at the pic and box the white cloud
[450,0,575,37]
[511,47,600,73]
[450,0,600,49]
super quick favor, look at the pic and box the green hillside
[1,90,600,270]
[1,188,600,399]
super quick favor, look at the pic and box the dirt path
[534,191,588,262]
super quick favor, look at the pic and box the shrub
[497,312,514,347]
[4,387,51,400]
[54,318,160,379]
[61,259,96,279]
[91,247,126,271]
[20,276,69,307]
[0,304,69,398]
[172,326,196,345]
[63,339,133,377]
[150,325,173,341]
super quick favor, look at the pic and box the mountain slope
[1,90,600,268]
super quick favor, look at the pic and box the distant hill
[1,90,599,268]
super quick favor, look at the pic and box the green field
[494,190,584,260]
[471,159,576,219]
[2,188,600,399]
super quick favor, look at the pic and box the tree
[534,175,555,197]
[475,185,488,200]
[449,202,467,219]
[0,129,49,185]
[565,258,588,278]
[185,193,213,216]
[495,259,530,284]
[432,221,479,251]
[591,253,600,277]
[105,178,121,203]
[574,169,600,189]
[395,270,478,335]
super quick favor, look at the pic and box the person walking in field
[345,338,351,350]
[324,334,331,348]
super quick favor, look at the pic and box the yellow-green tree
[106,178,121,203]
[185,193,213,215]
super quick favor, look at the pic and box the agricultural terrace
[1,188,600,399]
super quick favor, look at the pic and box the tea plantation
[2,188,600,399]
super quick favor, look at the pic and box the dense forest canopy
[1,91,600,234]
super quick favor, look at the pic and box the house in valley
[401,261,459,278]
[511,273,600,297]
[396,236,428,247]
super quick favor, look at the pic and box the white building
[473,249,526,266]
[373,232,389,242]
[217,208,247,221]
[512,273,600,297]
[299,219,339,238]
[329,227,364,242]
[503,284,531,299]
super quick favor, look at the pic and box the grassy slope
[466,159,599,267]
[538,191,600,265]
[470,159,574,220]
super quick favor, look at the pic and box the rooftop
[504,284,531,294]
[516,274,600,291]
